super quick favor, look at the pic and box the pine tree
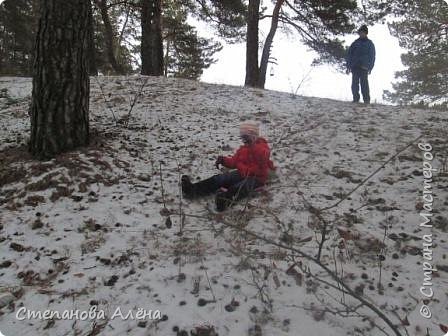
[384,0,448,107]
[187,0,247,42]
[0,0,134,76]
[245,0,260,87]
[94,0,126,74]
[92,0,135,74]
[88,1,98,76]
[246,0,361,88]
[141,0,164,75]
[163,0,222,79]
[29,0,90,158]
[0,0,38,75]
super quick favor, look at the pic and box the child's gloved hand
[215,156,224,169]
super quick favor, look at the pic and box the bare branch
[320,135,423,211]
[213,215,404,336]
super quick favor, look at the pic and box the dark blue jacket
[346,37,375,71]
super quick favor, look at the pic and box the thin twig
[175,158,184,235]
[201,258,216,302]
[296,190,331,261]
[214,217,404,336]
[320,135,423,211]
[159,161,166,210]
[93,76,117,122]
[125,76,150,127]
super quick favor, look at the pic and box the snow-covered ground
[0,76,447,336]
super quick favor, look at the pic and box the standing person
[181,121,275,211]
[346,24,376,104]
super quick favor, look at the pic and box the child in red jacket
[181,121,275,211]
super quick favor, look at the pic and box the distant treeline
[0,0,446,107]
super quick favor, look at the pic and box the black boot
[181,175,194,198]
[182,175,218,199]
[215,189,232,212]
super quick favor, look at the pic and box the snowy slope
[0,76,447,336]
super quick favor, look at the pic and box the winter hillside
[0,76,447,336]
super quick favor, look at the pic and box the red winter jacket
[222,137,275,184]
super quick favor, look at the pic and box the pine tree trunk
[29,0,90,159]
[141,0,163,76]
[95,0,123,74]
[245,0,261,87]
[164,36,171,76]
[88,1,98,76]
[258,0,284,88]
[0,27,3,74]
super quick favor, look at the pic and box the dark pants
[212,170,261,196]
[184,170,262,210]
[351,67,370,103]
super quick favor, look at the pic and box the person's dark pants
[212,170,261,197]
[182,170,262,210]
[186,170,260,198]
[351,67,370,103]
[212,170,262,210]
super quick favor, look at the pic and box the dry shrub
[24,195,46,206]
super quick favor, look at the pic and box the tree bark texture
[95,0,123,74]
[244,0,261,87]
[258,0,284,88]
[88,1,98,75]
[29,0,90,158]
[141,0,164,76]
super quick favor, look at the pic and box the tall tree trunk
[141,0,163,76]
[164,35,171,76]
[29,0,90,159]
[28,0,40,75]
[116,4,131,59]
[88,1,98,76]
[258,0,284,88]
[0,27,4,74]
[245,0,261,87]
[95,0,123,74]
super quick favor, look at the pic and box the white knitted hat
[239,121,260,137]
